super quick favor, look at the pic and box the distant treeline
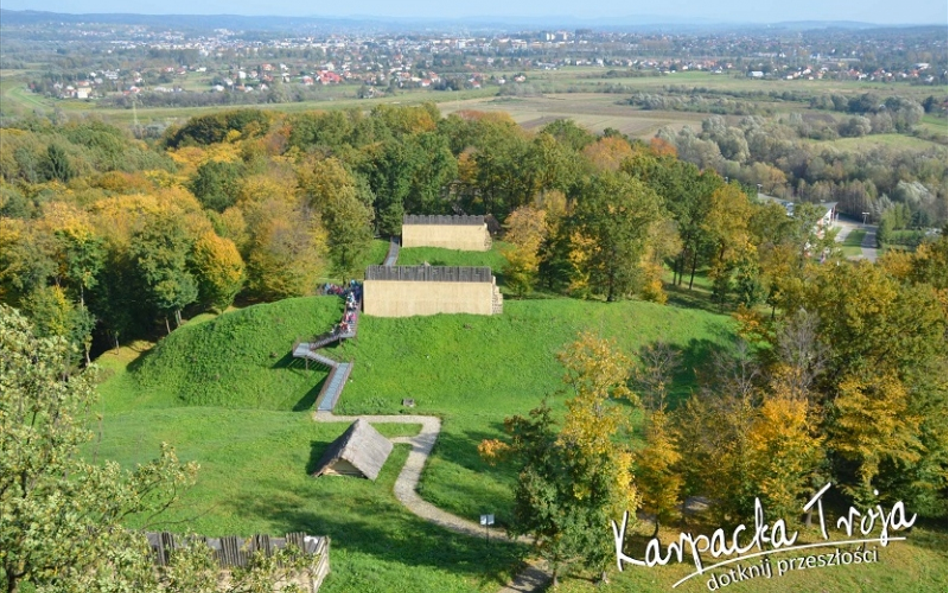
[99,86,351,109]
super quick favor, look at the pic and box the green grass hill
[90,295,948,593]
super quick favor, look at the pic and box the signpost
[480,514,494,544]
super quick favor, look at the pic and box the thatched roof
[312,419,393,481]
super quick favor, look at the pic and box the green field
[90,408,523,593]
[90,292,948,592]
[91,292,740,591]
[811,133,947,152]
[396,244,510,271]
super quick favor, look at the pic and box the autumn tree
[747,372,825,522]
[501,205,549,297]
[702,183,755,307]
[673,341,762,525]
[0,306,198,593]
[20,284,95,365]
[298,157,374,281]
[40,143,75,183]
[129,212,199,333]
[0,306,316,593]
[582,135,635,172]
[480,334,639,585]
[36,201,106,308]
[541,119,596,153]
[634,342,684,537]
[635,410,683,537]
[188,159,244,212]
[0,218,57,306]
[244,198,327,300]
[189,231,245,311]
[568,171,664,301]
[767,261,948,514]
[624,157,721,289]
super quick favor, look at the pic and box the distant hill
[0,9,938,34]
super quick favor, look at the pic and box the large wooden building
[362,265,503,317]
[401,214,492,251]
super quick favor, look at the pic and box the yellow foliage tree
[245,198,327,300]
[190,231,245,311]
[635,409,683,536]
[703,184,756,306]
[830,370,921,505]
[582,136,635,172]
[748,377,824,522]
[502,206,549,297]
[480,333,640,586]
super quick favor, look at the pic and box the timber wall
[363,266,497,317]
[401,215,490,251]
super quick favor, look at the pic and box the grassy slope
[396,244,510,270]
[91,408,521,593]
[91,294,734,592]
[333,298,729,520]
[91,291,947,592]
[100,296,343,412]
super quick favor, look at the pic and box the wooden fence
[365,265,494,283]
[146,531,330,591]
[403,214,484,226]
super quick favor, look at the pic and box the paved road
[860,224,878,262]
[833,218,877,262]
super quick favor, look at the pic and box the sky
[2,0,946,25]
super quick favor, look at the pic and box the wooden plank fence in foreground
[146,531,330,592]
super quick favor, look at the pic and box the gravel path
[314,411,508,539]
[494,560,551,593]
[313,411,548,591]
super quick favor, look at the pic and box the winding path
[314,411,506,540]
[307,236,551,591]
[313,411,549,591]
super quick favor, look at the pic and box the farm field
[809,133,948,151]
[6,63,944,142]
[441,93,706,139]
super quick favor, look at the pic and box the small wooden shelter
[312,419,393,481]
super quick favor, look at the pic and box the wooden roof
[403,214,485,226]
[365,265,493,283]
[312,419,393,481]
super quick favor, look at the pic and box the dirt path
[314,411,503,539]
[494,560,550,593]
[313,411,549,592]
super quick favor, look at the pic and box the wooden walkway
[292,286,362,412]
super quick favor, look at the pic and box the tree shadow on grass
[227,448,526,588]
[424,424,520,519]
[666,337,726,409]
[294,377,327,412]
[664,282,723,315]
[305,439,334,475]
[902,520,948,559]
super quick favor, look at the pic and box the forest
[1,102,947,590]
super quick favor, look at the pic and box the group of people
[328,280,362,336]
